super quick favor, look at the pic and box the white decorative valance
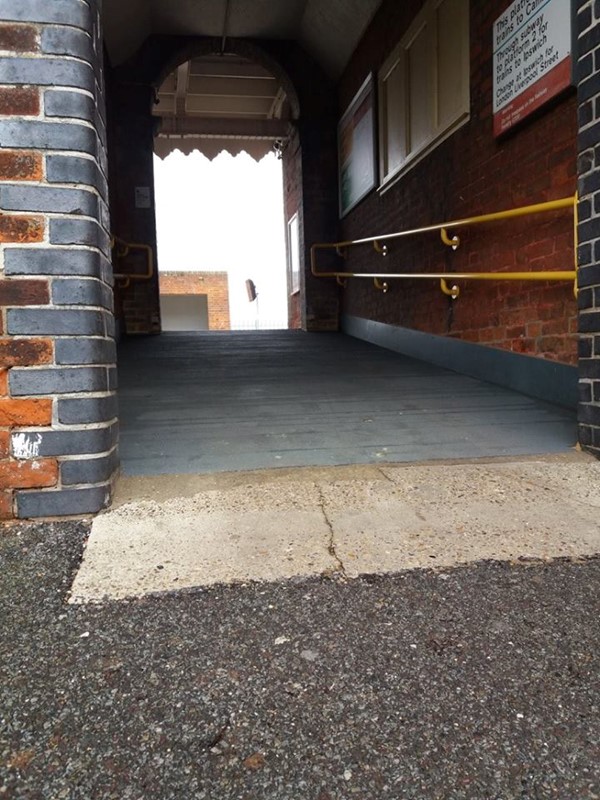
[154,135,276,161]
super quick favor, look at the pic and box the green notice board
[338,74,377,218]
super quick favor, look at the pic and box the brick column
[577,2,600,457]
[0,0,118,518]
[109,81,161,335]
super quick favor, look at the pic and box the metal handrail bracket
[310,196,578,296]
[111,235,154,287]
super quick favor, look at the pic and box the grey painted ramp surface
[117,331,576,476]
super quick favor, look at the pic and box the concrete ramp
[70,454,600,602]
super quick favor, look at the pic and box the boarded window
[378,0,470,187]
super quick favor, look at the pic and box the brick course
[0,0,117,519]
[577,0,600,456]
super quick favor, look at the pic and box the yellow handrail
[111,235,154,288]
[310,195,578,297]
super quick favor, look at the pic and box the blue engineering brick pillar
[577,1,600,457]
[0,0,118,517]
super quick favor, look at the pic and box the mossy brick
[16,485,109,519]
[0,120,97,155]
[0,185,98,217]
[9,366,108,396]
[7,309,105,336]
[0,56,94,91]
[0,0,92,29]
[52,278,113,309]
[57,394,118,425]
[61,450,119,486]
[55,337,116,366]
[5,248,104,277]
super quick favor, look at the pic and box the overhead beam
[175,61,190,116]
[157,117,291,138]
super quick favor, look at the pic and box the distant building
[159,272,230,331]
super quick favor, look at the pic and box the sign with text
[493,0,572,136]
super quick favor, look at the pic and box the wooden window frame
[378,0,470,191]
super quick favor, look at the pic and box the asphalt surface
[1,522,599,799]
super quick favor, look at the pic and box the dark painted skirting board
[341,315,578,410]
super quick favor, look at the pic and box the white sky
[153,150,288,329]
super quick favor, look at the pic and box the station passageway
[116,331,576,476]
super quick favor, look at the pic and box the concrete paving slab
[70,509,332,602]
[323,461,600,576]
[71,454,600,602]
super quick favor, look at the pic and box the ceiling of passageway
[153,54,292,160]
[102,0,383,77]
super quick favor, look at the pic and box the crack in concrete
[317,487,347,579]
[376,466,395,483]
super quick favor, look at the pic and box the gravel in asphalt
[1,522,599,799]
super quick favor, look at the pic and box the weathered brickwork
[283,128,303,331]
[338,0,578,365]
[0,0,117,519]
[159,271,231,331]
[577,0,600,456]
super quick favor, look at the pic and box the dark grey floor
[1,523,599,799]
[117,331,576,476]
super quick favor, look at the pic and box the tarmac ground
[1,517,599,799]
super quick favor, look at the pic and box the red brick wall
[159,271,230,330]
[337,0,577,365]
[283,128,303,330]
